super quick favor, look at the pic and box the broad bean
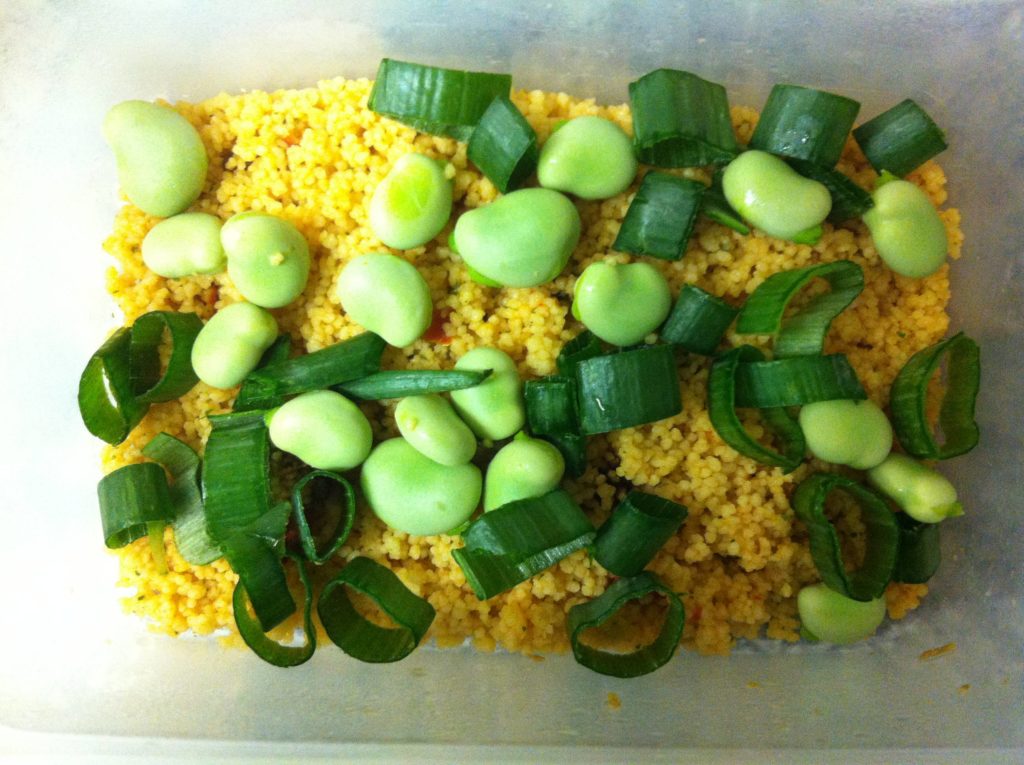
[572,261,671,346]
[190,302,277,389]
[798,583,886,645]
[450,347,524,441]
[266,390,372,471]
[335,253,432,347]
[395,394,477,466]
[537,116,637,200]
[141,212,225,278]
[484,432,565,511]
[221,212,311,308]
[369,153,453,249]
[862,179,948,278]
[867,453,963,523]
[798,399,893,470]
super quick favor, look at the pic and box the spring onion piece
[234,332,387,411]
[749,84,860,168]
[792,472,898,601]
[524,376,587,478]
[234,553,316,667]
[734,354,867,408]
[890,332,980,459]
[290,470,356,565]
[467,95,539,193]
[789,160,874,222]
[593,492,688,576]
[575,344,682,435]
[452,489,595,600]
[97,462,174,548]
[708,346,807,472]
[557,330,603,378]
[736,260,864,357]
[567,572,685,678]
[628,69,738,167]
[142,433,220,565]
[368,58,512,142]
[201,411,272,543]
[892,512,941,584]
[318,556,436,663]
[335,368,490,400]
[701,184,751,235]
[659,284,739,355]
[146,522,168,575]
[223,525,295,632]
[257,334,293,369]
[853,99,948,178]
[612,172,705,260]
[128,310,203,404]
[78,327,150,445]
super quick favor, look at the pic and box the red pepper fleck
[688,604,703,624]
[423,307,453,344]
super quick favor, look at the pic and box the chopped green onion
[290,470,356,565]
[612,172,705,260]
[524,376,587,478]
[128,310,203,404]
[593,491,688,576]
[97,462,174,549]
[890,332,980,459]
[749,84,861,168]
[257,334,293,369]
[892,512,941,584]
[142,433,220,565]
[234,332,386,411]
[628,69,738,167]
[335,368,490,400]
[659,284,739,355]
[736,260,864,357]
[452,489,595,600]
[575,344,682,435]
[318,556,436,663]
[234,553,316,667]
[789,160,874,222]
[853,99,948,178]
[368,58,512,142]
[734,353,867,408]
[557,330,603,378]
[147,522,168,575]
[792,472,898,601]
[201,411,272,543]
[708,346,806,472]
[790,225,823,246]
[701,184,751,234]
[78,327,150,445]
[222,526,295,632]
[467,95,539,193]
[567,572,685,678]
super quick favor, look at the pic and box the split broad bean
[335,253,433,347]
[722,150,832,241]
[221,212,311,308]
[453,188,581,287]
[798,399,893,470]
[862,178,948,278]
[395,394,477,466]
[867,453,963,523]
[191,302,278,389]
[537,116,638,200]
[103,100,208,218]
[266,390,372,471]
[450,347,525,441]
[142,212,225,278]
[798,583,886,644]
[572,261,671,346]
[361,437,482,536]
[484,432,565,511]
[370,153,453,249]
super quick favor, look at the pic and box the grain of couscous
[102,76,962,657]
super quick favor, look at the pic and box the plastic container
[1,2,1021,761]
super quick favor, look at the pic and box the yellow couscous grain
[102,77,958,657]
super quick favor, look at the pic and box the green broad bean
[395,394,477,466]
[266,390,372,471]
[722,150,832,240]
[450,347,524,441]
[798,398,893,470]
[571,261,671,346]
[862,179,948,278]
[190,302,278,389]
[537,116,638,200]
[141,212,226,278]
[452,188,581,287]
[221,212,311,308]
[798,583,886,645]
[484,432,565,511]
[335,253,433,347]
[867,453,963,523]
[103,100,208,218]
[369,153,453,249]
[361,437,482,536]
